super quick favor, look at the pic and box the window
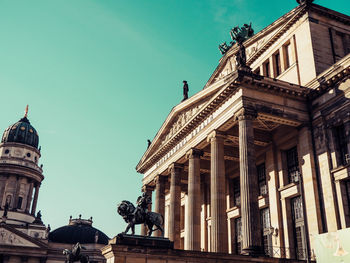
[257,163,267,196]
[233,177,240,206]
[345,180,350,218]
[261,208,272,256]
[17,197,23,209]
[254,67,261,75]
[284,42,292,69]
[274,52,281,76]
[291,196,306,260]
[180,205,185,231]
[334,124,348,166]
[286,147,300,183]
[235,218,242,254]
[264,61,270,77]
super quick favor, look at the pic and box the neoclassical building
[136,0,350,260]
[0,110,109,263]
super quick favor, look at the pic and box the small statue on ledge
[147,139,151,149]
[117,192,164,236]
[182,80,189,102]
[63,242,89,263]
[297,0,314,5]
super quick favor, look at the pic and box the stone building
[0,111,108,263]
[136,1,350,261]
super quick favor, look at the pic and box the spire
[24,105,29,118]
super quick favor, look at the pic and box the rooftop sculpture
[63,242,89,263]
[117,192,164,236]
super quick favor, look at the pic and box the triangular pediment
[138,87,219,168]
[206,4,304,87]
[0,223,46,248]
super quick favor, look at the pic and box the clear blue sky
[0,0,348,237]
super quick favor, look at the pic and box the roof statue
[297,0,314,5]
[182,80,189,102]
[63,242,89,263]
[117,192,164,236]
[218,23,254,67]
[147,139,151,148]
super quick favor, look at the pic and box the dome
[48,216,109,245]
[1,116,39,149]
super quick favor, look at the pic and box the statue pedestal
[101,233,304,263]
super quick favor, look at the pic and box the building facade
[0,111,108,263]
[136,1,350,261]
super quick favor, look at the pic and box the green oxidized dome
[1,116,39,149]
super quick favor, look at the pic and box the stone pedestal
[207,130,227,253]
[185,148,203,251]
[236,109,262,256]
[168,163,183,249]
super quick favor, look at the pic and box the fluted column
[185,148,203,251]
[207,130,227,253]
[154,175,166,237]
[31,184,40,215]
[25,181,34,213]
[168,163,183,249]
[236,108,262,255]
[140,185,153,236]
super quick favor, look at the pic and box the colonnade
[144,108,263,255]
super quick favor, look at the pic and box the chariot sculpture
[117,192,164,236]
[63,242,89,263]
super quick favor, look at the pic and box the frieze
[0,228,25,245]
[161,102,207,146]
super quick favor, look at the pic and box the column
[154,175,166,237]
[25,181,34,213]
[207,130,227,253]
[168,163,183,249]
[185,148,203,251]
[31,184,39,216]
[236,108,262,255]
[200,178,208,252]
[140,185,153,236]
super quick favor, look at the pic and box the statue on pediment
[219,42,230,55]
[182,80,189,102]
[297,0,314,5]
[117,193,164,236]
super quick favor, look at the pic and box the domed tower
[0,106,43,224]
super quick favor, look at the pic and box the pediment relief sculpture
[161,102,207,146]
[0,228,38,247]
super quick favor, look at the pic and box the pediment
[138,89,216,167]
[206,4,305,87]
[0,224,46,248]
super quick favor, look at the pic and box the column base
[241,246,264,257]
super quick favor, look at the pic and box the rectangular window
[274,52,281,76]
[261,208,272,256]
[17,196,23,209]
[345,180,350,218]
[233,177,240,207]
[257,163,267,196]
[335,124,348,166]
[284,42,292,69]
[286,147,300,183]
[291,196,306,260]
[254,67,260,75]
[264,61,270,77]
[235,217,242,254]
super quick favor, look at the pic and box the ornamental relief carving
[0,229,25,245]
[161,102,206,146]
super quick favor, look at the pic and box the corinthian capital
[186,148,203,159]
[168,163,184,174]
[234,107,257,121]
